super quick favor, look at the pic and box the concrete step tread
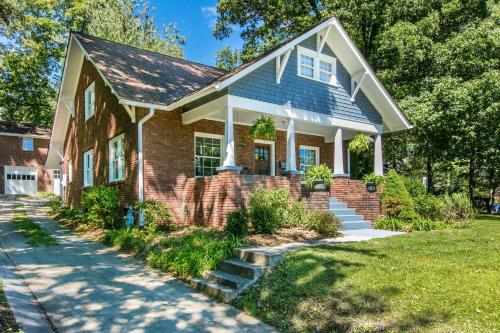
[206,270,253,289]
[234,248,283,266]
[222,258,267,270]
[189,277,238,303]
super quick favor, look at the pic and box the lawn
[234,215,500,332]
[0,281,20,332]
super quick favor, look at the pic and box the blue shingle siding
[228,36,382,125]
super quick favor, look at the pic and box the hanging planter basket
[348,133,371,154]
[249,115,276,140]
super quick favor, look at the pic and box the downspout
[138,107,155,227]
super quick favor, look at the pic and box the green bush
[48,196,62,214]
[374,216,406,231]
[36,191,56,198]
[443,193,475,224]
[304,164,333,189]
[402,177,426,197]
[381,169,418,221]
[251,205,281,234]
[60,207,85,222]
[414,194,445,220]
[362,172,385,186]
[103,227,150,255]
[135,200,174,234]
[225,209,249,237]
[411,217,444,231]
[307,211,340,237]
[82,185,119,229]
[283,201,310,228]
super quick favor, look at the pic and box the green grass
[13,209,58,246]
[234,215,500,332]
[0,282,21,332]
[103,227,243,278]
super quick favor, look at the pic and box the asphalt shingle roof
[73,33,227,107]
[0,120,51,138]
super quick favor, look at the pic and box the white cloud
[201,6,218,29]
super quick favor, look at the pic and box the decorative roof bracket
[275,47,293,84]
[350,72,367,102]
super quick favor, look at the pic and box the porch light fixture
[366,182,377,193]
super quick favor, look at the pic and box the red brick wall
[0,135,52,194]
[63,59,138,208]
[330,178,381,222]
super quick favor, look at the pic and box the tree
[215,46,242,71]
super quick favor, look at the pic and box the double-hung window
[299,145,320,180]
[297,46,337,85]
[194,133,223,177]
[22,137,34,151]
[109,134,125,182]
[83,150,93,187]
[84,82,95,121]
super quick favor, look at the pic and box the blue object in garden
[492,204,500,214]
[125,205,134,227]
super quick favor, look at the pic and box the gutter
[137,107,155,227]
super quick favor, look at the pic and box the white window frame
[194,132,224,177]
[299,145,320,181]
[297,46,337,86]
[22,137,34,151]
[83,149,93,187]
[109,134,125,182]
[84,82,95,121]
[68,160,73,183]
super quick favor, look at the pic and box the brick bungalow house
[45,17,411,228]
[0,121,56,195]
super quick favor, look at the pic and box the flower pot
[313,180,327,191]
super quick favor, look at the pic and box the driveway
[0,196,273,333]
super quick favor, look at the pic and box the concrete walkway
[0,196,274,333]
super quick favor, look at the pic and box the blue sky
[150,1,243,66]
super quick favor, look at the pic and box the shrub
[249,187,289,231]
[251,205,281,234]
[60,207,85,222]
[135,200,174,234]
[381,169,418,221]
[36,191,56,198]
[82,185,119,229]
[443,193,475,223]
[304,164,333,189]
[48,196,62,214]
[374,216,406,231]
[307,211,340,237]
[225,209,249,237]
[402,177,426,197]
[414,194,445,220]
[362,172,385,186]
[283,201,310,228]
[411,217,444,231]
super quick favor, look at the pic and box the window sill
[297,73,338,87]
[108,178,126,184]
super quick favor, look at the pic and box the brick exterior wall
[63,59,138,208]
[0,135,53,194]
[330,178,381,222]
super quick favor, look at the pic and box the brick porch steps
[329,197,372,230]
[189,248,283,303]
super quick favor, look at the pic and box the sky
[149,1,243,66]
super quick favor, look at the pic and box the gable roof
[0,120,51,138]
[72,33,226,107]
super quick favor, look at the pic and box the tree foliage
[215,45,242,71]
[0,0,185,126]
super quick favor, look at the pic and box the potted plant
[249,115,276,140]
[305,164,333,190]
[348,133,371,154]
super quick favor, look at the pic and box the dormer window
[84,82,95,121]
[297,46,337,86]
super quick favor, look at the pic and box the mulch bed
[244,227,323,247]
[0,285,20,332]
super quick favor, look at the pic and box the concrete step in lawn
[189,248,283,303]
[329,196,373,231]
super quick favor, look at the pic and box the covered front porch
[182,94,384,179]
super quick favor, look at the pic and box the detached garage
[0,120,53,196]
[4,166,38,195]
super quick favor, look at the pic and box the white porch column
[219,106,241,170]
[374,133,384,176]
[285,118,297,173]
[333,127,345,176]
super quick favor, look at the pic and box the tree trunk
[468,157,476,200]
[426,155,434,194]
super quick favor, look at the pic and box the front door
[53,169,61,196]
[255,144,271,175]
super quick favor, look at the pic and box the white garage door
[4,166,38,195]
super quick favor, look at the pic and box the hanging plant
[249,115,276,140]
[348,133,371,154]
